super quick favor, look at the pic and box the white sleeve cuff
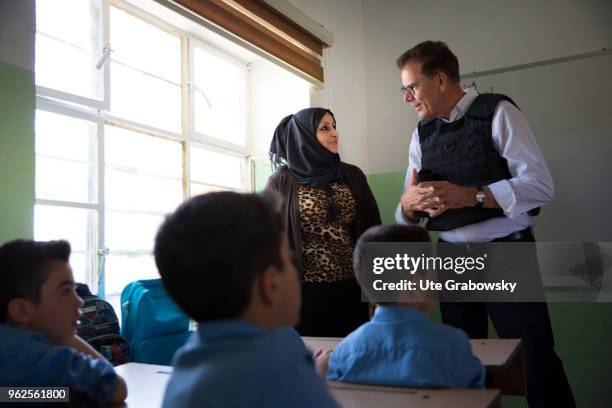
[395,203,420,225]
[487,179,519,219]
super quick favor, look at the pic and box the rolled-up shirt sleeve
[53,347,119,402]
[8,339,118,403]
[395,129,422,225]
[487,102,554,219]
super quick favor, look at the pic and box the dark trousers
[439,230,576,408]
[296,278,368,337]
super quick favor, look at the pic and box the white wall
[289,0,612,241]
[361,0,612,174]
[359,0,612,241]
[287,0,611,174]
[288,0,371,172]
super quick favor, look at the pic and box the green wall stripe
[0,61,35,244]
[366,171,405,224]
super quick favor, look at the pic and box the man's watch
[475,186,485,208]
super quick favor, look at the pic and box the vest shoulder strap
[466,93,519,119]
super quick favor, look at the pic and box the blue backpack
[120,279,191,365]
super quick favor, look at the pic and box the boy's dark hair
[154,191,285,322]
[0,240,71,322]
[353,225,430,304]
[396,41,460,83]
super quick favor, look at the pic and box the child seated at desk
[154,192,338,408]
[0,239,127,405]
[326,224,485,388]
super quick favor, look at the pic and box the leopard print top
[298,182,357,283]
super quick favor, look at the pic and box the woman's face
[316,113,339,154]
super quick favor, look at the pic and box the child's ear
[257,265,280,306]
[7,298,35,324]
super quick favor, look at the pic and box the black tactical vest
[416,93,518,231]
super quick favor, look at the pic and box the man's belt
[491,228,534,242]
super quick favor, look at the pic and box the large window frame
[35,0,251,299]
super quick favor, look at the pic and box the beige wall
[289,0,612,241]
[361,0,612,174]
[289,0,371,172]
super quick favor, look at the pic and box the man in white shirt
[395,41,574,408]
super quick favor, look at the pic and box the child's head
[0,239,83,342]
[154,191,300,328]
[353,224,433,310]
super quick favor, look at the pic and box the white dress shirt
[395,87,554,243]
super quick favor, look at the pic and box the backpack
[120,279,191,365]
[76,283,130,366]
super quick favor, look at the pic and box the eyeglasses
[400,75,434,97]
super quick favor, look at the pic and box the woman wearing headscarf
[266,108,381,337]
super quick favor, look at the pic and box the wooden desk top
[469,339,522,371]
[328,381,500,408]
[115,362,172,407]
[116,362,500,408]
[302,337,521,370]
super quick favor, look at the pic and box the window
[109,6,182,133]
[35,0,105,104]
[192,44,246,146]
[34,0,250,313]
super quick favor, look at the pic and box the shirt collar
[372,305,430,323]
[197,319,269,342]
[441,86,478,123]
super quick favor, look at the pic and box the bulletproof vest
[416,93,529,231]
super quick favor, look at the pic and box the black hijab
[269,108,346,188]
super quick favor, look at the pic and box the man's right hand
[400,169,438,220]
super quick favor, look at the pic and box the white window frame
[34,95,104,292]
[34,0,252,298]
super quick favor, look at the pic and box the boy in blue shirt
[154,192,339,408]
[326,224,485,388]
[0,239,127,404]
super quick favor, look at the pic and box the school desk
[115,362,501,408]
[327,381,501,408]
[303,336,526,395]
[115,362,172,407]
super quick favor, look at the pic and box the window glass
[35,0,104,100]
[110,62,182,133]
[109,7,182,133]
[190,146,243,190]
[34,205,97,284]
[193,47,245,145]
